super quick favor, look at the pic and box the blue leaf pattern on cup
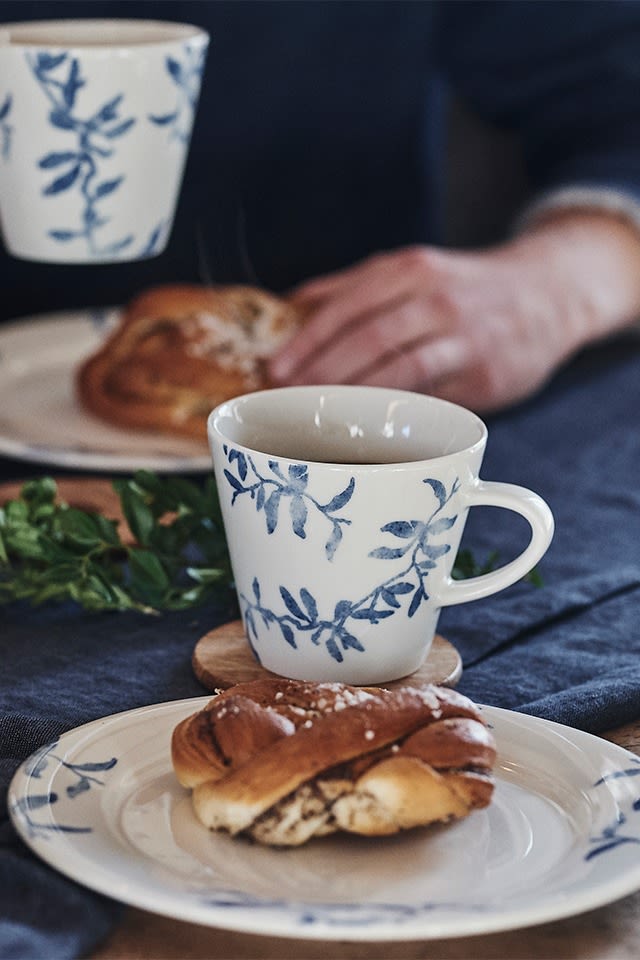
[149,43,206,143]
[222,446,355,561]
[240,477,460,663]
[139,218,171,257]
[0,92,12,159]
[26,51,136,256]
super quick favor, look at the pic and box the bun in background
[76,284,301,441]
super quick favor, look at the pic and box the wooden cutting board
[192,618,462,691]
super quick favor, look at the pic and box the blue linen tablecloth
[1,334,640,959]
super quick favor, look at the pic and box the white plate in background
[0,311,211,473]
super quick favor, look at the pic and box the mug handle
[436,480,554,607]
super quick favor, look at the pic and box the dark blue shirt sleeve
[438,0,640,203]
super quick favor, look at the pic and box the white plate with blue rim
[0,310,211,473]
[8,696,640,941]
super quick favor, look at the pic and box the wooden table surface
[90,719,640,960]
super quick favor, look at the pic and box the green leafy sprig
[0,473,231,612]
[0,474,541,614]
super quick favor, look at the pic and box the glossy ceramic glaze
[209,386,554,683]
[9,698,640,941]
[0,19,208,262]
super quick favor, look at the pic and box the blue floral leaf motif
[279,587,310,622]
[166,57,184,81]
[280,622,297,648]
[23,744,56,777]
[224,467,244,491]
[323,477,355,512]
[39,151,79,169]
[340,631,365,652]
[334,600,352,620]
[423,478,447,507]
[352,607,393,622]
[595,766,640,785]
[140,221,166,256]
[245,609,257,640]
[85,208,108,227]
[149,111,178,126]
[418,559,437,572]
[94,177,123,199]
[381,589,401,608]
[325,524,342,562]
[67,778,90,799]
[234,452,248,481]
[288,463,308,490]
[427,516,457,535]
[43,164,81,195]
[256,485,265,511]
[104,118,136,139]
[49,109,76,131]
[369,546,408,560]
[94,94,124,124]
[389,581,415,594]
[68,758,117,772]
[48,229,79,241]
[268,460,286,481]
[380,520,419,539]
[300,588,318,621]
[264,489,282,534]
[38,52,67,71]
[381,582,414,608]
[101,235,133,254]
[63,58,83,107]
[289,495,307,538]
[421,543,451,559]
[586,838,640,860]
[252,577,261,603]
[311,626,324,645]
[408,586,426,617]
[17,793,57,813]
[326,636,344,663]
[0,93,12,121]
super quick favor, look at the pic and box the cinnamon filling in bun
[171,678,496,846]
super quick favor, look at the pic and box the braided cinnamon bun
[76,284,301,441]
[171,678,496,846]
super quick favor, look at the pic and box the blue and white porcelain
[0,19,208,263]
[8,698,640,940]
[209,386,554,684]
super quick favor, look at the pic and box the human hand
[268,213,640,412]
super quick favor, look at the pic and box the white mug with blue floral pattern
[0,18,208,263]
[209,385,554,685]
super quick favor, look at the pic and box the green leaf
[116,483,156,545]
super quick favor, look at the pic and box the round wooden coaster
[192,619,462,691]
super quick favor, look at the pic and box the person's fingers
[291,251,404,302]
[355,335,471,391]
[271,288,412,383]
[293,248,442,306]
[284,298,465,386]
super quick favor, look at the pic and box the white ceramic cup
[0,18,208,263]
[209,385,555,685]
